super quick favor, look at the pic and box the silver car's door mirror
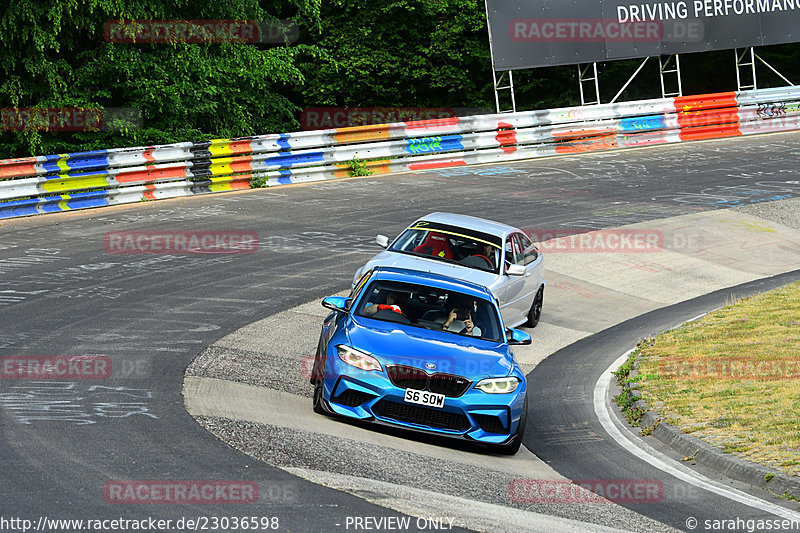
[506,264,525,276]
[376,235,389,248]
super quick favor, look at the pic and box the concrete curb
[618,355,800,502]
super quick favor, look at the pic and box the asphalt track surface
[527,270,800,530]
[1,132,800,532]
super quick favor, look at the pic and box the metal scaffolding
[491,70,517,113]
[659,54,683,98]
[735,48,757,91]
[581,55,685,106]
[578,63,600,106]
[736,47,795,91]
[488,45,790,112]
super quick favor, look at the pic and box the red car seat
[413,232,455,259]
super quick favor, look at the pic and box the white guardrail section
[0,86,798,219]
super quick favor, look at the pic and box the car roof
[370,267,495,301]
[413,212,519,238]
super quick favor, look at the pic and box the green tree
[0,0,320,157]
[1,0,799,159]
[297,0,493,109]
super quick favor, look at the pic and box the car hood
[362,251,498,288]
[346,315,514,379]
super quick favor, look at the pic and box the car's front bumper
[321,358,526,445]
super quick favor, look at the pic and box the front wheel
[311,337,327,415]
[524,287,544,328]
[312,378,326,414]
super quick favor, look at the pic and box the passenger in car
[363,291,407,317]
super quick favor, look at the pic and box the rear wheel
[524,287,544,328]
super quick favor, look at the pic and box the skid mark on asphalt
[0,382,158,426]
[532,424,606,446]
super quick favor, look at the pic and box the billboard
[486,0,800,70]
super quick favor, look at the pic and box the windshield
[388,221,503,274]
[354,279,504,343]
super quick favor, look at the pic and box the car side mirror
[376,235,389,248]
[507,328,532,345]
[506,264,525,276]
[322,296,352,313]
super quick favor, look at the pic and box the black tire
[311,335,327,414]
[309,334,324,385]
[524,287,544,328]
[490,396,527,455]
[312,378,326,415]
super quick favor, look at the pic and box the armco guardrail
[1,86,799,219]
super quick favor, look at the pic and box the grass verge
[632,281,800,476]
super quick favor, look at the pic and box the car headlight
[475,377,520,394]
[336,345,382,372]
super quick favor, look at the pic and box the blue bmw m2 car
[310,267,531,454]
